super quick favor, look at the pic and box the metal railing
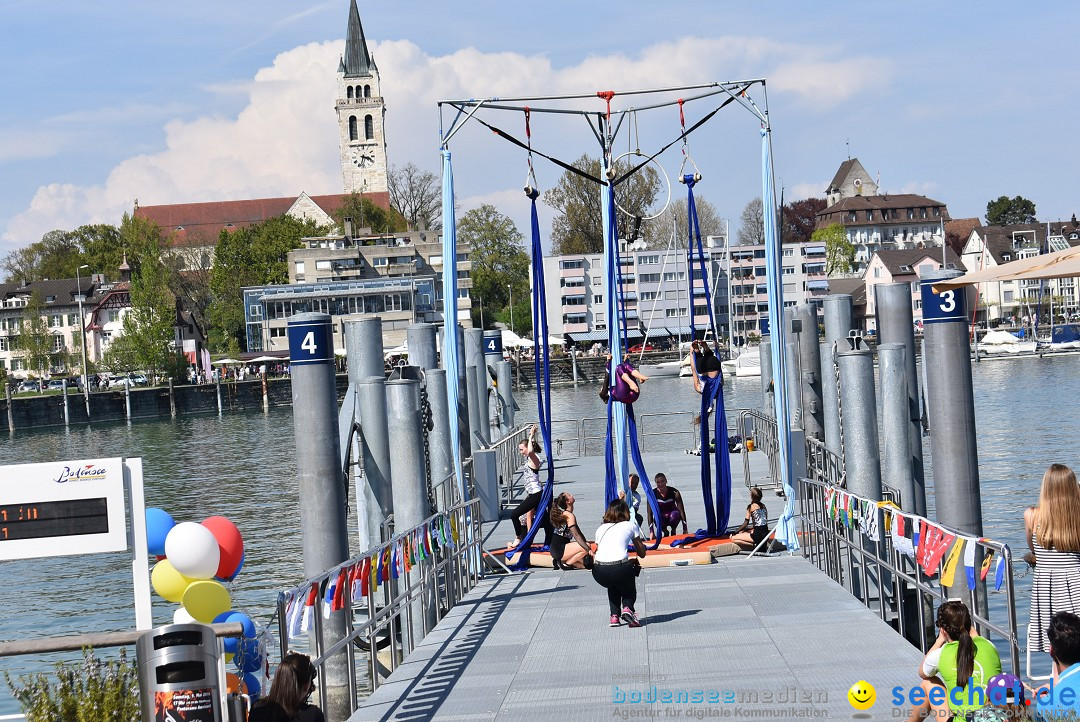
[275,496,484,713]
[739,409,782,491]
[797,476,1021,676]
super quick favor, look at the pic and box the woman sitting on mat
[599,354,649,404]
[549,492,593,570]
[507,425,551,549]
[731,487,769,550]
[592,498,647,628]
[651,473,688,538]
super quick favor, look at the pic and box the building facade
[960,221,1080,325]
[726,240,829,338]
[0,278,99,379]
[863,247,965,333]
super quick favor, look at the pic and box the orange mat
[499,532,739,569]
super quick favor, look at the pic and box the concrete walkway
[352,556,924,721]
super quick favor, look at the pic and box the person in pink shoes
[592,498,647,627]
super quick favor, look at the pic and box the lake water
[0,355,1076,712]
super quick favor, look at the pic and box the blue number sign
[920,279,967,324]
[483,334,503,356]
[287,318,334,365]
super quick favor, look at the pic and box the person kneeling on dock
[549,492,593,570]
[593,499,646,628]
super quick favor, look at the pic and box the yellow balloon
[224,653,234,664]
[152,560,193,603]
[182,580,232,623]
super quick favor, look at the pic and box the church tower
[337,0,388,195]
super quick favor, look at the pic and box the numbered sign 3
[287,317,334,365]
[920,279,967,324]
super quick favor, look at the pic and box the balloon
[224,653,234,665]
[201,516,244,581]
[216,551,244,583]
[182,580,231,623]
[165,522,220,579]
[221,611,256,639]
[242,672,261,699]
[173,606,196,624]
[225,672,244,694]
[152,560,193,603]
[145,508,176,556]
[212,610,251,655]
[236,638,262,673]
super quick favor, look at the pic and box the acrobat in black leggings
[510,492,553,544]
[591,559,637,615]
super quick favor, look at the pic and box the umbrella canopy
[934,244,1080,289]
[501,330,530,348]
[546,335,566,345]
[384,343,408,358]
[211,358,241,365]
[247,356,283,363]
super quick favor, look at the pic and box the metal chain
[420,383,436,512]
[833,340,847,487]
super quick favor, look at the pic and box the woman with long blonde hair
[1025,463,1080,653]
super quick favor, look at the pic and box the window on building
[693,305,707,317]
[0,338,7,351]
[364,115,374,140]
[270,327,287,338]
[295,261,306,275]
[849,211,857,223]
[782,248,794,257]
[662,272,677,283]
[249,305,262,318]
[49,315,61,328]
[593,295,603,304]
[560,259,584,269]
[873,267,881,279]
[918,264,935,277]
[866,211,873,221]
[52,335,64,352]
[1003,290,1014,303]
[315,260,331,270]
[665,308,679,318]
[664,290,678,300]
[349,116,358,141]
[457,288,469,299]
[640,273,661,283]
[593,313,605,324]
[782,267,794,275]
[108,310,121,324]
[373,257,389,266]
[640,291,658,301]
[592,276,602,286]
[1002,253,1012,262]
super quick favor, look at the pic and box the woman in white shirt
[507,427,551,548]
[592,498,647,628]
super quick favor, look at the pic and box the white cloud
[3,34,888,249]
[787,182,828,201]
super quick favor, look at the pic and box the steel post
[356,377,393,551]
[464,328,488,451]
[874,282,927,516]
[835,337,882,500]
[62,379,70,425]
[920,271,983,537]
[878,343,915,511]
[821,294,853,459]
[344,317,385,382]
[759,338,773,413]
[286,312,349,720]
[496,360,515,431]
[482,330,503,439]
[784,308,802,430]
[386,379,437,651]
[796,303,824,440]
[407,323,438,371]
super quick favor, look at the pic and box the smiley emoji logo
[847,680,875,710]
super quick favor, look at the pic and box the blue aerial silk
[440,149,466,502]
[507,190,556,568]
[761,127,798,551]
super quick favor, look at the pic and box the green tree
[456,205,529,331]
[71,223,125,280]
[545,155,661,255]
[333,192,407,235]
[817,223,855,275]
[13,290,53,379]
[1,230,81,283]
[121,242,177,381]
[209,215,325,351]
[389,163,442,231]
[986,195,1037,226]
[736,198,764,246]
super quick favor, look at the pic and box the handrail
[796,476,1021,676]
[0,622,245,657]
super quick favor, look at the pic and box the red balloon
[201,516,244,581]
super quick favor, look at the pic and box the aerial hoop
[611,150,671,222]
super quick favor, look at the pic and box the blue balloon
[242,671,262,699]
[236,638,262,673]
[216,551,244,583]
[145,508,176,557]
[224,611,256,639]
[213,611,241,654]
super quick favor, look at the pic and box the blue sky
[2,1,1079,254]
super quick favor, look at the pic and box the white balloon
[173,606,196,624]
[164,522,221,580]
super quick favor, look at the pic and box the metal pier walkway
[349,450,925,720]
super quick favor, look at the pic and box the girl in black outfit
[731,486,769,551]
[248,652,325,722]
[549,492,593,569]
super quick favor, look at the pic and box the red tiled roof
[135,192,392,246]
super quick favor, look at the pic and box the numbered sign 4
[287,318,334,365]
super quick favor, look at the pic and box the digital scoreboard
[0,458,127,561]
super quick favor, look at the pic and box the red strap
[677,98,686,130]
[524,107,531,141]
[596,90,615,121]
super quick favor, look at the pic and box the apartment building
[538,239,729,345]
[727,240,829,338]
[0,278,99,379]
[817,195,952,274]
[960,221,1080,325]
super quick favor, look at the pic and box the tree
[456,205,530,332]
[781,197,827,245]
[71,224,125,280]
[389,163,441,231]
[661,195,726,250]
[333,192,407,235]
[13,290,54,379]
[817,223,855,275]
[1,230,81,283]
[208,214,326,351]
[736,198,764,246]
[986,196,1037,226]
[545,155,661,255]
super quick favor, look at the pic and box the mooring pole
[407,323,438,371]
[345,317,386,380]
[835,336,882,500]
[759,337,773,413]
[874,282,927,516]
[286,312,350,721]
[795,303,824,440]
[426,369,454,511]
[496,360,515,431]
[464,328,488,451]
[878,343,915,511]
[821,294,853,460]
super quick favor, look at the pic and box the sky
[2,1,1079,257]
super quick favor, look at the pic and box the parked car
[628,343,656,353]
[45,379,65,391]
[16,380,39,393]
[128,373,148,386]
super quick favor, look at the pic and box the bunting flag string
[965,540,978,590]
[940,538,965,587]
[300,582,319,633]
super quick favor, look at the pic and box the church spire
[342,0,375,78]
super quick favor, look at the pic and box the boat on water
[639,358,683,378]
[977,329,1037,356]
[724,346,762,377]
